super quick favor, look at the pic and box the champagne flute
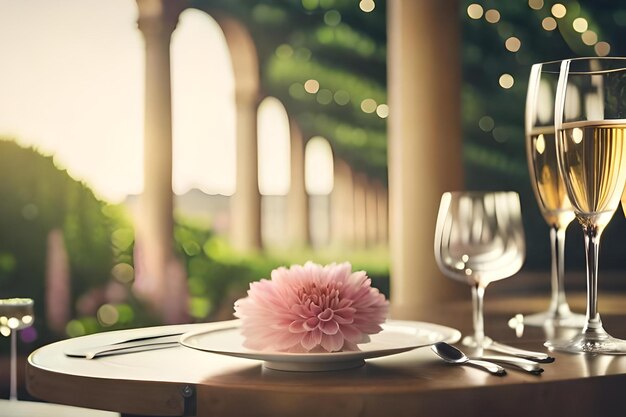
[434,191,525,347]
[523,61,586,328]
[547,57,626,354]
[0,298,35,400]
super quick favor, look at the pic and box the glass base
[462,335,493,348]
[545,329,626,354]
[521,310,586,328]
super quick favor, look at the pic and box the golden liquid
[558,121,626,227]
[527,127,575,228]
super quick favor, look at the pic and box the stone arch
[304,136,334,247]
[286,117,311,248]
[189,8,262,251]
[257,96,290,247]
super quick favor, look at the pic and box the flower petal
[320,332,345,352]
[319,319,339,335]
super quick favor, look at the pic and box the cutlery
[478,354,544,375]
[486,341,554,363]
[65,334,181,359]
[430,342,506,376]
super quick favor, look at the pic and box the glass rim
[533,57,626,75]
[442,190,519,198]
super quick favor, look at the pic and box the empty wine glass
[434,191,525,347]
[547,57,626,354]
[523,61,586,328]
[0,298,35,400]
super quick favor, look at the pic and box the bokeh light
[359,0,375,13]
[542,17,557,31]
[528,0,544,10]
[485,9,501,24]
[97,304,119,327]
[112,262,134,284]
[551,3,566,18]
[479,116,495,132]
[572,17,588,33]
[304,79,320,93]
[360,98,377,113]
[333,90,350,105]
[582,30,598,45]
[505,37,521,52]
[316,89,333,105]
[595,41,610,56]
[275,44,293,58]
[324,10,341,26]
[467,4,484,20]
[376,104,389,118]
[499,74,515,89]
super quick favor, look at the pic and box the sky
[0,0,307,203]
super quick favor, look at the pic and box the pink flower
[234,262,389,353]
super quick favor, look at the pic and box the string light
[485,9,501,24]
[359,0,375,13]
[499,74,514,89]
[595,42,611,56]
[551,3,566,18]
[304,79,320,94]
[361,98,377,113]
[505,37,521,52]
[572,17,588,33]
[376,104,389,118]
[582,30,598,46]
[542,17,557,31]
[467,4,484,20]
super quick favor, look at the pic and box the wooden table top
[26,294,626,417]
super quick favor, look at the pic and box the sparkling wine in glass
[434,191,525,347]
[0,298,35,400]
[523,61,585,328]
[547,57,626,354]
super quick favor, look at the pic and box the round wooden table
[27,297,626,417]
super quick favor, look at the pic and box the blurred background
[1,0,626,398]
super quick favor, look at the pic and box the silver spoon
[431,342,506,376]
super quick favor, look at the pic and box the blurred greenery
[0,140,389,350]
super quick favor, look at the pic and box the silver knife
[65,334,181,359]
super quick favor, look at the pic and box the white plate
[180,320,461,372]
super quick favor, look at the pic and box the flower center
[318,308,334,322]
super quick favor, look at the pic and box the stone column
[230,92,262,252]
[388,0,465,319]
[365,177,379,247]
[375,181,389,246]
[331,159,355,248]
[135,0,188,323]
[287,121,310,247]
[353,172,368,249]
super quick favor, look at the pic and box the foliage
[192,0,388,181]
[0,139,114,351]
[0,142,388,344]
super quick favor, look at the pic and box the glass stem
[471,284,486,347]
[10,330,17,401]
[548,225,571,317]
[582,224,605,337]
